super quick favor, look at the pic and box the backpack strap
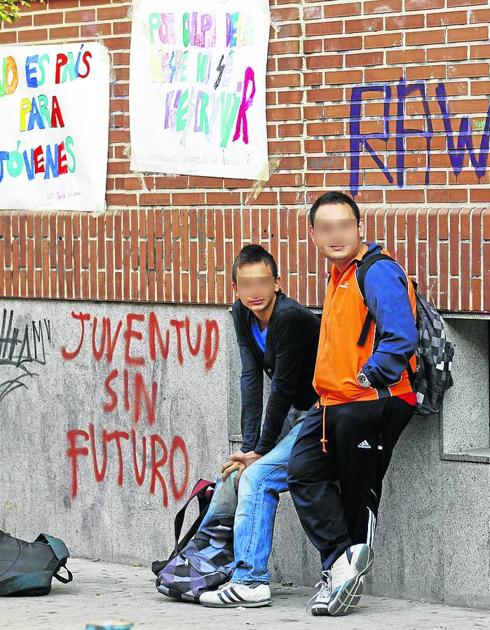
[173,479,214,546]
[35,533,74,584]
[151,479,215,576]
[356,253,397,347]
[356,253,418,386]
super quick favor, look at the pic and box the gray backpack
[356,253,454,416]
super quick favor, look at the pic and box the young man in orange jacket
[288,191,418,617]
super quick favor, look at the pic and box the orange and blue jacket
[314,242,418,406]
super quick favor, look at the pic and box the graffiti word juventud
[60,311,220,371]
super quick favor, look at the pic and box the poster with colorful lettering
[0,43,109,211]
[129,0,270,180]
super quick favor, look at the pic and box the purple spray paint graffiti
[349,79,490,195]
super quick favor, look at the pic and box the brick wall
[0,0,489,311]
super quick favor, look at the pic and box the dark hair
[232,244,278,283]
[309,191,361,227]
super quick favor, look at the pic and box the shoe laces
[306,570,332,612]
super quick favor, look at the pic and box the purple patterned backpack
[153,479,235,603]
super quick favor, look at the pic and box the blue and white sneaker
[199,581,271,608]
[307,570,332,616]
[327,544,374,616]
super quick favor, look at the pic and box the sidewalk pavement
[1,558,489,630]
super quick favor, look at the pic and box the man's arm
[254,309,306,455]
[233,315,263,453]
[361,260,418,386]
[221,314,263,482]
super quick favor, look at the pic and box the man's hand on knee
[221,458,245,482]
[220,451,262,484]
[231,451,262,469]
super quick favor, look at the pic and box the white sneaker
[199,581,272,608]
[327,544,374,616]
[307,570,332,616]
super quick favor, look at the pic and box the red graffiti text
[66,424,189,507]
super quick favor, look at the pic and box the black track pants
[287,396,415,570]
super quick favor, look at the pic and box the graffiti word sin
[103,368,158,426]
[60,311,220,371]
[66,426,189,507]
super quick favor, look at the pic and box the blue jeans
[200,419,304,584]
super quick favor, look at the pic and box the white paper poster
[130,0,270,180]
[0,43,109,211]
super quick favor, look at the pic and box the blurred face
[233,261,280,318]
[309,202,364,266]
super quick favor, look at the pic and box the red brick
[278,91,304,104]
[386,190,425,203]
[470,44,490,60]
[18,28,48,42]
[65,9,96,23]
[406,29,445,45]
[304,39,323,54]
[427,189,468,203]
[98,6,130,20]
[470,8,490,23]
[113,21,131,35]
[48,0,81,8]
[387,49,426,63]
[365,66,404,82]
[471,81,490,95]
[438,241,449,309]
[324,36,362,51]
[364,32,403,48]
[448,26,488,42]
[305,21,343,36]
[267,73,301,88]
[269,40,300,55]
[346,17,383,33]
[448,0,487,6]
[386,14,425,29]
[276,23,302,39]
[303,6,323,20]
[324,2,362,17]
[307,87,344,102]
[207,193,241,206]
[306,55,344,70]
[406,0,444,9]
[139,194,171,207]
[427,10,468,26]
[346,51,384,67]
[364,0,402,13]
[0,31,17,44]
[449,62,489,78]
[406,65,446,80]
[33,12,63,26]
[470,189,490,202]
[271,7,300,21]
[324,69,363,85]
